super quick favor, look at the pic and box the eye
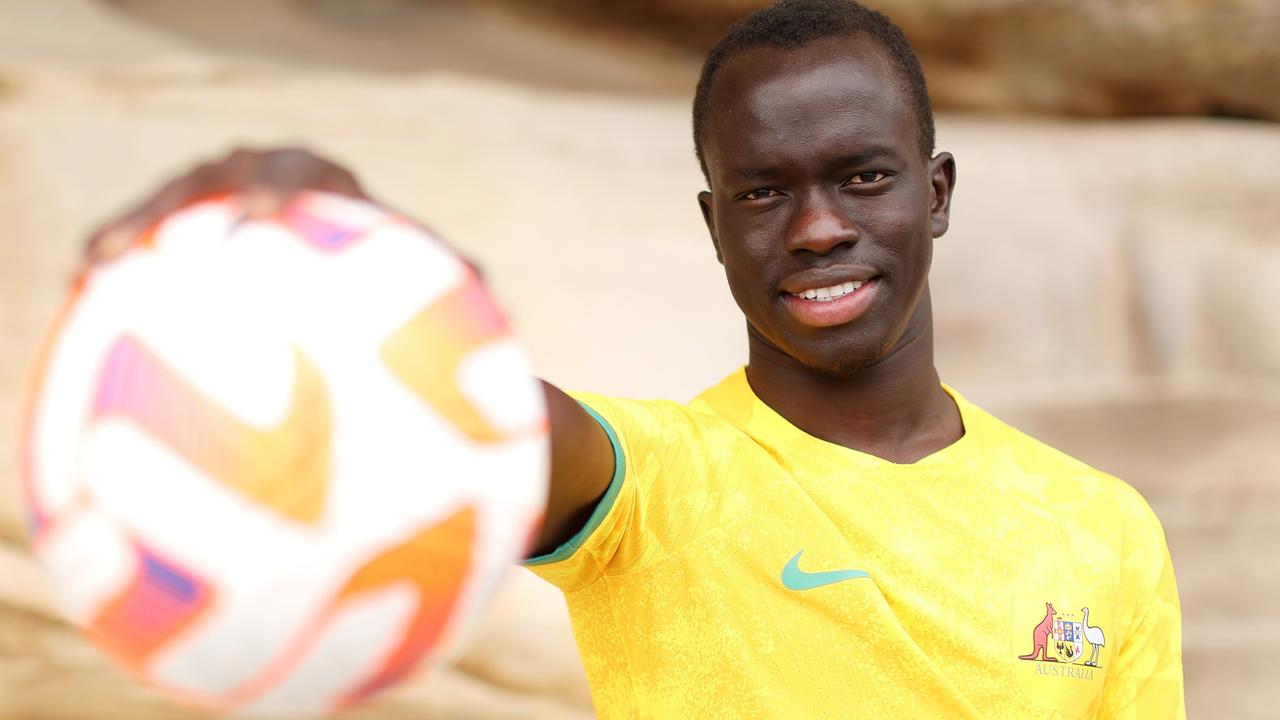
[739,188,781,201]
[845,171,888,185]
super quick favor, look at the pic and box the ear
[698,190,723,265]
[928,151,957,239]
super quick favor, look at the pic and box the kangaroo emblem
[1018,601,1058,662]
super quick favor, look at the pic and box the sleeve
[1097,491,1187,719]
[522,392,721,593]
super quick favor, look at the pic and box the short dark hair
[692,0,935,184]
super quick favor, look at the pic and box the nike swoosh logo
[781,550,870,591]
[380,273,510,444]
[94,335,331,524]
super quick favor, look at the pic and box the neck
[744,294,963,464]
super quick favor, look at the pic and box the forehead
[703,35,916,178]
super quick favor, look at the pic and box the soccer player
[85,1,1185,717]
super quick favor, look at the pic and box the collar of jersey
[688,367,983,472]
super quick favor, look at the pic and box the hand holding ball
[21,192,549,715]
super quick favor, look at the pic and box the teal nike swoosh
[781,550,870,591]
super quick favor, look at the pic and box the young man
[88,1,1185,717]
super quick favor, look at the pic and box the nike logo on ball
[93,335,332,525]
[781,550,870,591]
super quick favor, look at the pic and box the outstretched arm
[83,146,619,560]
[534,382,616,557]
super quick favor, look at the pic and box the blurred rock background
[1,0,1276,718]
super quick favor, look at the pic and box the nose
[784,189,859,255]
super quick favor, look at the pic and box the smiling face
[698,34,955,378]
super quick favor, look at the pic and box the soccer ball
[19,193,549,716]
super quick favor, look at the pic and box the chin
[769,326,895,378]
[791,344,886,378]
[747,310,912,380]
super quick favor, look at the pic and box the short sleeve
[1097,491,1186,719]
[523,392,724,592]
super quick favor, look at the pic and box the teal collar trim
[523,401,625,566]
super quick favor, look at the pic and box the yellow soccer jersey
[525,369,1184,719]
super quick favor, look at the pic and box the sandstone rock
[86,0,1280,122]
[91,0,698,95]
[506,0,1280,122]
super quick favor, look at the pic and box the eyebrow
[722,144,903,184]
[829,146,901,167]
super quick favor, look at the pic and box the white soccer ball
[20,192,549,716]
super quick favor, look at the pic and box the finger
[85,161,229,257]
[261,148,367,198]
[239,185,288,220]
[238,149,370,219]
[80,147,371,277]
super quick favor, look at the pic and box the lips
[778,264,879,296]
[779,275,881,328]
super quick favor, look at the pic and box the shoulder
[963,395,1165,536]
[564,390,754,474]
[566,390,732,441]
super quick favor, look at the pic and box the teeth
[793,280,865,301]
